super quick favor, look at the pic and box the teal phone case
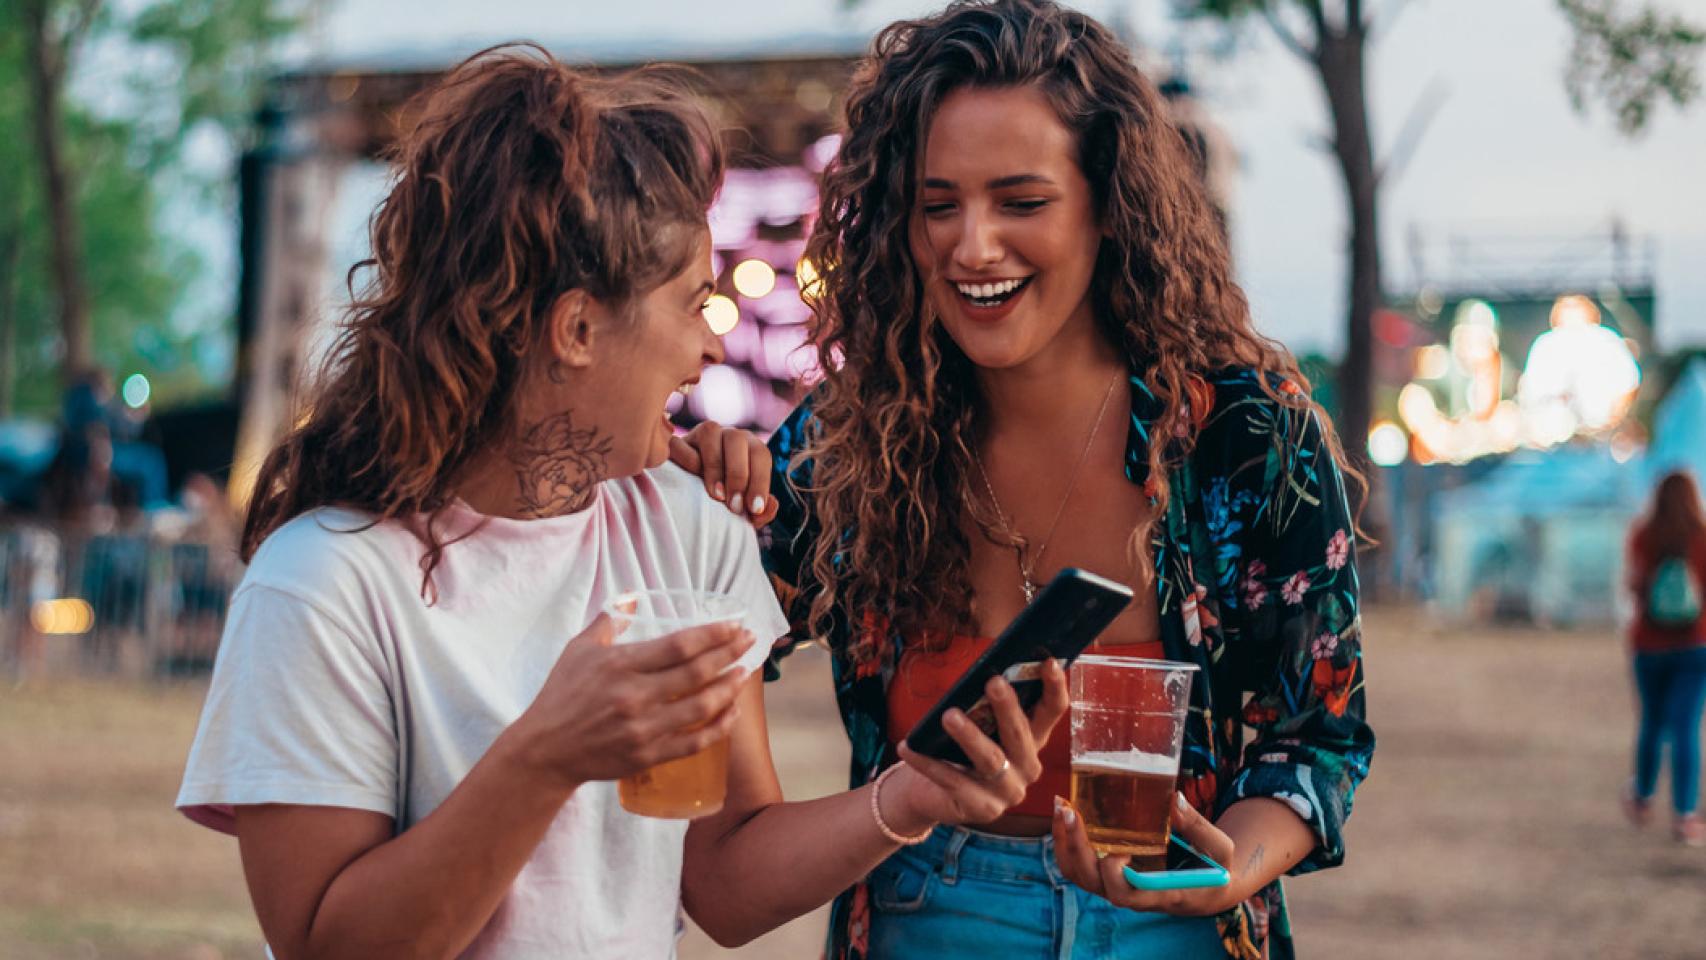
[1121,833,1231,891]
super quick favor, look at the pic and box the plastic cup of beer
[1068,655,1198,870]
[605,589,747,820]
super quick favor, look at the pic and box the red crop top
[887,635,1164,820]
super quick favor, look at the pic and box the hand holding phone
[904,568,1133,766]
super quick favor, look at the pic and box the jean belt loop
[1040,830,1068,890]
[940,827,971,885]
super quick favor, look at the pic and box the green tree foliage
[1558,0,1705,136]
[0,0,297,417]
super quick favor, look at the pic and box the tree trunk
[1313,20,1388,594]
[0,214,20,420]
[22,0,94,380]
[1313,24,1380,472]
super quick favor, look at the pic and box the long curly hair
[798,0,1356,658]
[241,44,724,593]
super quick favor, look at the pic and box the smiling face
[910,84,1104,373]
[579,225,724,477]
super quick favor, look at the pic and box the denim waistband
[897,824,1071,888]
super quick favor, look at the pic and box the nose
[701,321,726,367]
[951,208,1002,271]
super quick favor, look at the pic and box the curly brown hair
[241,44,724,594]
[798,0,1356,658]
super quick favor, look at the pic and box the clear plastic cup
[1068,655,1199,869]
[604,589,747,819]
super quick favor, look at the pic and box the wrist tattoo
[508,411,612,517]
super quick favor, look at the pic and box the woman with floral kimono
[676,2,1374,956]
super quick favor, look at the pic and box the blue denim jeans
[866,825,1227,959]
[1633,645,1706,815]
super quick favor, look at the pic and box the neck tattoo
[507,411,613,518]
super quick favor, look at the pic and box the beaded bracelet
[870,764,934,846]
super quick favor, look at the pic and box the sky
[303,0,1706,355]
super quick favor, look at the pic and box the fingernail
[713,482,725,500]
[1175,792,1189,814]
[729,492,744,514]
[751,495,766,515]
[1062,801,1077,826]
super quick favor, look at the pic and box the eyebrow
[922,174,1056,190]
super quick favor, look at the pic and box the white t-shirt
[177,463,789,959]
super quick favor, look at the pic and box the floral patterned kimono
[760,366,1374,960]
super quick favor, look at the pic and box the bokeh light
[732,259,777,299]
[693,364,751,425]
[122,373,151,409]
[702,294,740,336]
[1368,421,1409,467]
[1413,345,1450,380]
[31,598,95,635]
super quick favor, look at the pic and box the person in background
[1622,469,1706,847]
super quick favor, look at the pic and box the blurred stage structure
[4,34,1236,682]
[230,37,871,506]
[1366,223,1695,626]
[229,37,1234,510]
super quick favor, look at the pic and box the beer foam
[1072,748,1178,777]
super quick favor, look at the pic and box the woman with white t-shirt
[177,46,1068,959]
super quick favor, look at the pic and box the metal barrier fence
[0,524,240,682]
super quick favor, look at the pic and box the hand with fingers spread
[506,614,757,790]
[668,420,779,527]
[881,658,1071,830]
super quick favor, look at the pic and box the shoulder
[767,393,818,471]
[1624,524,1648,557]
[633,458,712,507]
[1196,366,1319,452]
[626,461,755,550]
[231,508,421,659]
[244,507,417,603]
[763,395,821,519]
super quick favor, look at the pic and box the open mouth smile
[954,276,1034,308]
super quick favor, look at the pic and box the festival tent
[1430,358,1706,626]
[1644,358,1706,486]
[1431,445,1642,627]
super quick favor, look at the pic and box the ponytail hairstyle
[241,44,724,594]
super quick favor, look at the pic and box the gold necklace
[972,370,1123,604]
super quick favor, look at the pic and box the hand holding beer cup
[604,590,763,819]
[890,658,1071,828]
[1050,656,1240,915]
[504,604,755,800]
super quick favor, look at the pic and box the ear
[548,290,597,369]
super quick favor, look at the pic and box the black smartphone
[903,568,1134,766]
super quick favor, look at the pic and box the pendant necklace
[971,370,1122,604]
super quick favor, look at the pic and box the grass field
[3,608,1701,959]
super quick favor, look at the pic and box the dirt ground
[2,607,1702,959]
